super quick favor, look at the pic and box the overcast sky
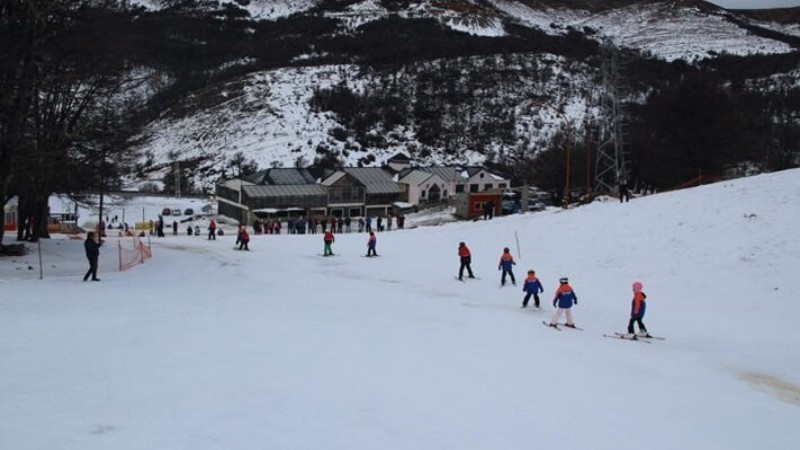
[708,0,800,9]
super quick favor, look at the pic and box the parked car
[501,192,518,214]
[172,209,181,216]
[184,208,194,216]
[528,199,546,212]
[161,208,171,216]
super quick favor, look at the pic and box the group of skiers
[458,241,649,338]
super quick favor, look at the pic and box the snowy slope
[2,169,799,449]
[573,3,795,61]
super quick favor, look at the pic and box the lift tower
[594,40,631,195]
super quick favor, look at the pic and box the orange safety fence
[118,234,152,271]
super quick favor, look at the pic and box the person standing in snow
[498,247,517,286]
[457,242,475,281]
[366,231,378,257]
[619,177,631,203]
[207,219,217,240]
[83,231,103,282]
[521,269,544,308]
[548,277,578,328]
[238,226,250,251]
[627,281,648,337]
[323,229,335,256]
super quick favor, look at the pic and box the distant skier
[548,277,578,328]
[83,231,103,282]
[521,269,544,308]
[498,247,516,286]
[619,177,631,203]
[366,231,377,257]
[207,219,217,240]
[323,229,335,256]
[627,281,648,337]
[237,226,250,251]
[457,242,475,281]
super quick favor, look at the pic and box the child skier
[628,281,648,337]
[366,231,377,256]
[521,270,544,308]
[549,277,578,328]
[323,230,335,256]
[498,247,516,286]
[457,242,475,280]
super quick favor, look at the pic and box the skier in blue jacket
[548,277,578,328]
[521,270,544,308]
[498,247,516,286]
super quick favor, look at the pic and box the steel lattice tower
[594,40,631,195]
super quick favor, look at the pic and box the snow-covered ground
[2,169,800,449]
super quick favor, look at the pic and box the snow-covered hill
[124,0,799,192]
[2,169,799,449]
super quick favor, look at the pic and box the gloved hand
[574,299,578,305]
[552,300,557,308]
[498,266,501,271]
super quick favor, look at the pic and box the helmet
[459,242,465,246]
[504,247,510,252]
[559,277,569,284]
[632,281,643,292]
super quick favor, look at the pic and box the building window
[484,184,493,191]
[470,184,479,193]
[456,184,464,194]
[499,183,507,189]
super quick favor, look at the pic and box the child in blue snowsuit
[498,247,516,286]
[521,270,544,308]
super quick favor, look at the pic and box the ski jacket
[522,275,543,294]
[458,245,471,258]
[84,238,102,259]
[553,283,577,309]
[631,291,647,318]
[208,220,216,230]
[323,231,334,243]
[498,252,515,270]
[367,234,377,248]
[241,230,249,241]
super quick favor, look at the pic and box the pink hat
[632,281,643,292]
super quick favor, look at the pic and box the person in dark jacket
[83,231,103,282]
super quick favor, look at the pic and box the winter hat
[559,277,569,284]
[528,269,535,274]
[504,247,510,252]
[632,281,643,292]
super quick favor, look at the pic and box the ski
[455,276,480,282]
[603,334,650,343]
[542,320,561,331]
[615,332,665,340]
[559,323,584,331]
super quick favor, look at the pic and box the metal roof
[320,171,347,187]
[398,169,435,186]
[418,166,467,182]
[344,168,404,194]
[243,184,326,198]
